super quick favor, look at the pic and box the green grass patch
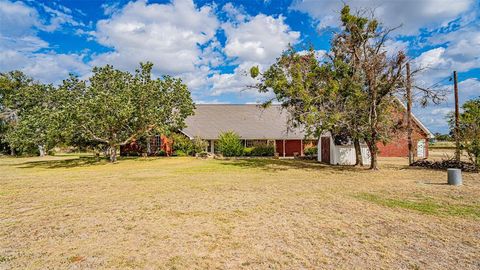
[355,193,480,219]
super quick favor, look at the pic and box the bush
[217,131,243,157]
[251,145,274,156]
[173,150,188,156]
[243,147,254,156]
[304,146,317,156]
[192,136,208,154]
[172,133,193,155]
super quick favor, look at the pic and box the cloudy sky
[0,0,479,133]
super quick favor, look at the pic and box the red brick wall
[275,140,302,156]
[377,112,429,158]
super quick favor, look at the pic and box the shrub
[251,145,274,156]
[172,133,193,155]
[243,147,254,156]
[304,146,317,156]
[173,150,188,156]
[192,136,208,154]
[217,131,243,157]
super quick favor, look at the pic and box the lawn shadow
[17,156,109,169]
[219,158,366,172]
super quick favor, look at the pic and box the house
[121,103,433,161]
[181,104,316,157]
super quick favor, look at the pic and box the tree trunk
[38,145,46,157]
[109,145,117,163]
[369,79,379,170]
[354,138,363,166]
[10,147,16,156]
[103,146,109,157]
[367,139,378,170]
[406,62,414,165]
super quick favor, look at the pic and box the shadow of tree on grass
[218,158,367,172]
[17,156,109,169]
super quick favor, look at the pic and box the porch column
[300,140,304,156]
[211,140,215,153]
[283,139,286,157]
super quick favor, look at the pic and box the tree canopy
[0,62,195,162]
[251,5,428,169]
[450,97,480,169]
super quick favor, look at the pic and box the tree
[4,80,77,156]
[450,97,480,169]
[192,136,208,154]
[0,71,34,155]
[217,131,244,157]
[337,6,407,169]
[73,62,195,162]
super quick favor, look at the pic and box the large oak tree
[72,62,195,162]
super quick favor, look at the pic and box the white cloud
[412,28,480,86]
[0,0,40,38]
[211,9,300,98]
[222,14,300,64]
[413,78,480,133]
[91,0,219,76]
[0,49,89,84]
[0,0,89,84]
[290,0,474,35]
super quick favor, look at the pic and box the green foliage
[251,5,407,169]
[217,131,244,157]
[173,150,188,156]
[434,133,452,141]
[243,147,254,156]
[250,66,260,78]
[192,136,208,154]
[304,146,317,156]
[450,97,480,168]
[251,145,274,156]
[0,72,74,156]
[72,62,195,162]
[172,133,193,155]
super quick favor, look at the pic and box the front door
[321,137,330,163]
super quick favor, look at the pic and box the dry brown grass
[1,151,479,269]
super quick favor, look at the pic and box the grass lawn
[1,151,479,269]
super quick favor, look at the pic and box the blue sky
[1,0,479,133]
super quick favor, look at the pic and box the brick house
[121,103,432,161]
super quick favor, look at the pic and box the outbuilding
[317,102,434,165]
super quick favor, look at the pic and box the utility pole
[406,62,413,165]
[453,71,461,162]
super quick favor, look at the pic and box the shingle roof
[181,104,307,140]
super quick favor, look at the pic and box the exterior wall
[377,119,429,158]
[275,140,303,157]
[317,135,371,165]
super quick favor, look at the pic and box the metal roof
[181,104,307,140]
